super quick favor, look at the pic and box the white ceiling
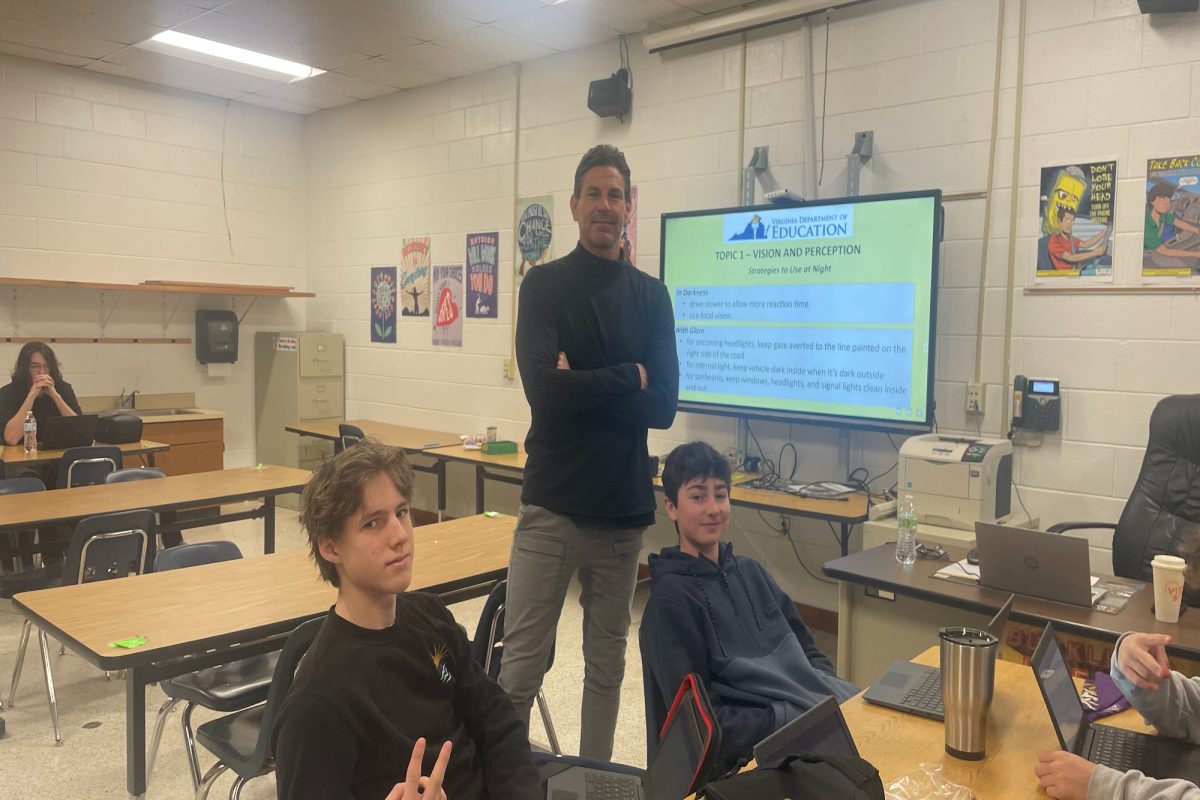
[0,0,753,114]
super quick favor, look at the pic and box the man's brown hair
[573,144,631,202]
[300,439,414,587]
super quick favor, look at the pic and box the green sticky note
[109,635,147,649]
[483,511,499,518]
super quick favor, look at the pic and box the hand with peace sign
[385,738,453,800]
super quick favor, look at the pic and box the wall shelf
[1,337,191,345]
[0,277,315,298]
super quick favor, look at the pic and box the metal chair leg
[536,688,561,755]
[147,697,181,785]
[229,775,248,800]
[38,627,62,745]
[181,701,203,790]
[194,762,229,800]
[7,619,32,708]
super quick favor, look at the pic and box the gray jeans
[498,504,644,760]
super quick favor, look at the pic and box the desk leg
[838,523,851,558]
[836,580,853,681]
[264,496,276,554]
[475,465,485,515]
[126,666,147,798]
[435,459,446,522]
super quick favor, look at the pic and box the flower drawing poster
[466,231,499,318]
[432,264,463,348]
[370,266,397,343]
[400,236,431,316]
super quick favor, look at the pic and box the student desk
[423,444,870,556]
[824,544,1200,685]
[11,512,515,798]
[285,419,462,517]
[0,439,169,470]
[841,645,1153,799]
[0,465,310,556]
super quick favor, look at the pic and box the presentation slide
[661,194,938,428]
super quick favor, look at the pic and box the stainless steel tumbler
[939,626,999,760]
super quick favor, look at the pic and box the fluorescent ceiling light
[644,0,867,53]
[141,30,325,81]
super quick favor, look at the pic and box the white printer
[897,434,1013,531]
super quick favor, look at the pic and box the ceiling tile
[489,5,620,52]
[0,41,95,68]
[253,80,358,110]
[236,93,320,115]
[174,9,374,70]
[0,15,129,61]
[97,46,289,95]
[434,24,556,64]
[672,0,755,13]
[302,70,397,101]
[565,0,700,34]
[435,0,551,24]
[12,5,163,46]
[380,42,500,80]
[339,57,446,90]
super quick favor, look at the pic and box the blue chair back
[155,541,242,572]
[0,476,46,495]
[62,509,156,587]
[338,423,365,452]
[57,445,122,488]
[106,467,166,483]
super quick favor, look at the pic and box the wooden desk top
[0,439,169,467]
[824,544,1200,657]
[13,513,515,669]
[843,646,1151,798]
[0,465,310,530]
[286,420,462,451]
[425,442,529,470]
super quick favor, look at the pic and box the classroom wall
[306,0,1200,607]
[0,53,308,467]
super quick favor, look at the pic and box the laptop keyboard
[902,669,945,717]
[1091,726,1150,772]
[585,772,641,800]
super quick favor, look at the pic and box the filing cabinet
[255,332,344,508]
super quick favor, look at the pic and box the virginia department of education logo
[723,205,855,243]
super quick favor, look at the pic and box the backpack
[702,753,884,800]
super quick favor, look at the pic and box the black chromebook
[1033,622,1200,781]
[862,594,1013,721]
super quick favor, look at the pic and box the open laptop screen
[1032,626,1086,753]
[647,684,708,800]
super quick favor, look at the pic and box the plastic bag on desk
[885,763,975,800]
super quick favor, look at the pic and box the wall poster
[400,236,431,316]
[370,266,397,343]
[514,195,553,285]
[621,183,638,265]
[432,264,463,348]
[466,231,499,318]
[1035,160,1115,283]
[1144,154,1200,279]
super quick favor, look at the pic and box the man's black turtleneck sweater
[516,243,679,528]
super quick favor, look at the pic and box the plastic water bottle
[23,411,37,454]
[896,494,918,566]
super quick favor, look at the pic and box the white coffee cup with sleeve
[1152,554,1187,624]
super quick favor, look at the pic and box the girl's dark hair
[661,441,732,505]
[11,341,65,387]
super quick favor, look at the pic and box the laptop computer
[862,594,1013,721]
[976,522,1096,607]
[544,673,721,800]
[39,414,99,450]
[752,695,859,768]
[1033,621,1200,781]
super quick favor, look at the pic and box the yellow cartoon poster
[1035,161,1115,283]
[400,236,431,317]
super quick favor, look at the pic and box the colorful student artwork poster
[466,231,499,318]
[514,195,553,285]
[1035,160,1116,282]
[1144,154,1200,279]
[400,236,431,316]
[431,264,463,348]
[369,266,397,343]
[621,183,638,265]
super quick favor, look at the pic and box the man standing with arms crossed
[503,144,679,759]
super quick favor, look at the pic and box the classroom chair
[192,616,325,800]
[55,445,122,488]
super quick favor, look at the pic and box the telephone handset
[1012,374,1060,432]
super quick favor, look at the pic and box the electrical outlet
[502,357,516,380]
[966,382,985,414]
